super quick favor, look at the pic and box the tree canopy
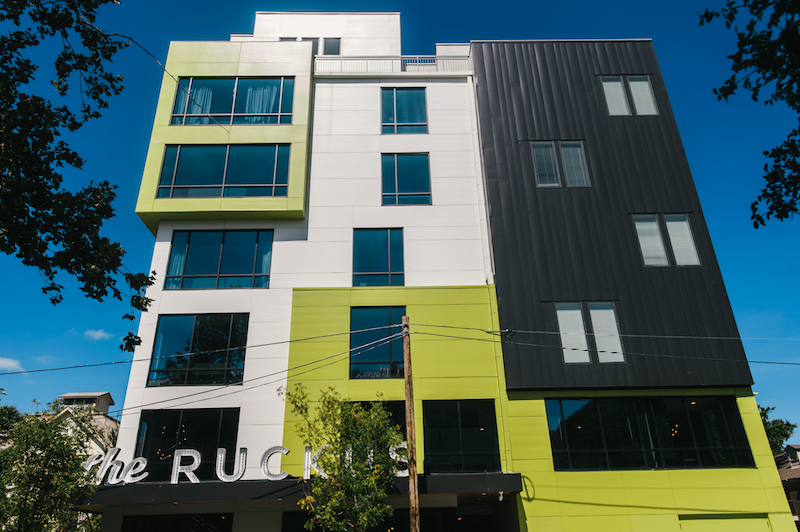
[700,0,800,226]
[286,385,405,532]
[760,405,797,455]
[0,0,152,351]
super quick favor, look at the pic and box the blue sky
[1,0,798,431]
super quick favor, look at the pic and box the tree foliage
[0,0,153,351]
[760,405,797,455]
[700,0,800,226]
[286,385,405,532]
[0,400,101,532]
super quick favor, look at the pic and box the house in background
[776,444,800,530]
[83,12,795,532]
[55,392,118,455]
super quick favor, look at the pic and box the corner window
[545,396,754,470]
[350,307,405,379]
[423,400,501,473]
[633,214,700,267]
[531,141,590,187]
[382,88,427,134]
[382,154,431,205]
[555,302,624,364]
[171,77,294,125]
[166,230,273,290]
[323,37,341,55]
[601,75,658,116]
[157,145,290,198]
[135,409,239,482]
[353,229,404,286]
[147,314,248,386]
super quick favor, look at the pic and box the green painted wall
[281,285,795,532]
[135,41,314,234]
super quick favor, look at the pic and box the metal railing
[314,56,471,74]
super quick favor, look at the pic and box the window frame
[600,75,659,117]
[349,307,405,379]
[632,213,701,267]
[381,153,432,205]
[554,301,625,364]
[530,140,591,188]
[352,228,404,287]
[322,37,341,55]
[381,87,428,134]
[171,76,294,125]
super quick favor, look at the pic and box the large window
[135,408,240,482]
[601,75,658,116]
[423,400,501,473]
[158,145,290,199]
[633,214,700,267]
[350,307,405,379]
[382,153,431,205]
[148,314,248,387]
[353,229,404,286]
[546,396,754,470]
[555,302,624,364]
[166,230,273,290]
[122,514,233,532]
[172,77,294,125]
[382,88,427,134]
[531,141,590,187]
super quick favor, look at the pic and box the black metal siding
[472,40,752,389]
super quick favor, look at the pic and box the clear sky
[1,0,798,431]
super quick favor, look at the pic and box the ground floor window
[122,514,233,532]
[423,399,501,473]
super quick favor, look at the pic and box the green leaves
[760,405,797,454]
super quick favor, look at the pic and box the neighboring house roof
[775,444,800,482]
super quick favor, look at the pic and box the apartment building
[86,12,795,532]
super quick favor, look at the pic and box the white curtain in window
[633,215,669,266]
[628,76,658,115]
[601,76,630,116]
[589,303,624,363]
[187,87,212,115]
[556,303,590,363]
[244,84,279,115]
[561,142,590,186]
[664,214,700,266]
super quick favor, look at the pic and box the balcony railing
[314,56,471,74]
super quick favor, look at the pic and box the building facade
[88,12,795,532]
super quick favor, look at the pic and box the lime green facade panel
[135,41,314,234]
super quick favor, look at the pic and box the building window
[601,75,658,116]
[135,408,240,482]
[350,307,405,379]
[166,230,273,290]
[323,37,341,55]
[531,141,590,187]
[171,77,294,125]
[382,88,427,134]
[545,396,754,470]
[633,214,700,267]
[555,302,624,364]
[147,314,248,387]
[423,400,501,473]
[122,514,234,532]
[302,37,319,55]
[382,153,431,205]
[157,144,290,198]
[353,229,404,286]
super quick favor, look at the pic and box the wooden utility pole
[402,315,420,532]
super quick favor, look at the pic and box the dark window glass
[172,77,293,125]
[135,409,239,482]
[166,230,273,290]
[382,88,427,134]
[353,229,403,287]
[531,141,591,188]
[323,37,340,55]
[544,396,754,471]
[350,307,405,379]
[122,514,234,532]
[148,314,248,387]
[382,153,432,205]
[157,145,290,198]
[423,400,501,473]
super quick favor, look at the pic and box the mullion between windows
[392,88,398,133]
[230,78,240,118]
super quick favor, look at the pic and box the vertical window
[633,214,700,267]
[601,75,658,116]
[353,229,404,286]
[555,302,624,364]
[135,409,239,482]
[531,141,590,187]
[148,314,248,386]
[323,37,341,55]
[158,145,290,198]
[381,154,431,205]
[166,230,273,290]
[350,307,405,379]
[171,77,294,125]
[423,400,501,473]
[382,88,428,134]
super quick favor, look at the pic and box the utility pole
[402,315,420,532]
